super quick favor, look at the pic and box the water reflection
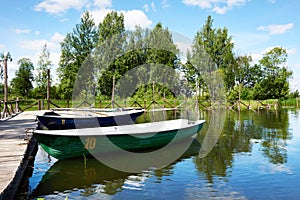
[27,109,299,199]
[30,139,202,198]
[194,109,292,183]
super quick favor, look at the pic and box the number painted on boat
[61,119,65,125]
[85,167,96,181]
[85,137,96,150]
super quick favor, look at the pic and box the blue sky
[1,0,299,91]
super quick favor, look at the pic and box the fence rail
[1,98,299,119]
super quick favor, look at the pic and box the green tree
[0,84,3,99]
[58,11,98,100]
[253,47,292,100]
[97,22,180,100]
[35,44,52,99]
[132,23,180,100]
[183,16,230,100]
[290,89,299,98]
[0,63,3,80]
[98,11,125,44]
[10,58,34,98]
[193,16,235,91]
[228,55,262,100]
[96,11,126,98]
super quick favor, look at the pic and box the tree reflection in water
[194,109,292,183]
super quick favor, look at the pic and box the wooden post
[111,76,115,109]
[41,99,44,110]
[47,68,50,110]
[2,52,12,118]
[174,99,176,109]
[152,81,155,101]
[38,100,41,110]
[10,102,14,114]
[238,83,241,111]
[15,97,20,113]
[195,81,199,111]
[3,56,8,106]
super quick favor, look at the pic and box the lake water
[20,109,300,199]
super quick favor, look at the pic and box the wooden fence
[1,98,299,119]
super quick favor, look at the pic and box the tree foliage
[183,16,230,100]
[35,44,52,99]
[184,16,293,101]
[96,11,126,98]
[96,18,180,100]
[252,47,292,100]
[0,63,3,80]
[29,12,294,102]
[10,58,34,98]
[127,23,180,100]
[58,11,98,99]
[192,16,235,91]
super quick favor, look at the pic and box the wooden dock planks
[0,111,41,198]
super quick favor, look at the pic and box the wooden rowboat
[33,119,205,160]
[36,109,145,130]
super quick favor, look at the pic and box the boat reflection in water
[30,139,201,198]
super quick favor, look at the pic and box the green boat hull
[34,122,204,160]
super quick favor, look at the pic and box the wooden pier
[0,111,40,199]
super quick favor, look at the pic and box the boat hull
[33,120,205,160]
[37,110,144,130]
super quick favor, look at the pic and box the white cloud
[182,0,248,14]
[19,40,58,51]
[7,61,19,82]
[122,10,152,30]
[287,48,297,55]
[144,4,150,12]
[50,51,61,65]
[151,1,156,12]
[15,29,30,34]
[233,33,270,51]
[93,0,112,9]
[212,6,228,14]
[257,23,294,35]
[34,0,152,30]
[183,0,212,9]
[250,46,296,64]
[250,53,263,64]
[34,0,89,14]
[144,2,156,12]
[91,8,152,29]
[51,32,65,43]
[90,8,113,25]
[60,18,69,23]
[34,0,112,14]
